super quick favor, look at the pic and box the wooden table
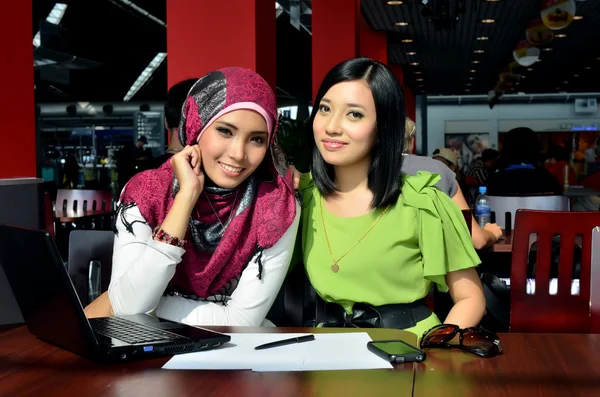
[490,231,513,253]
[0,326,415,397]
[413,333,600,397]
[2,325,599,396]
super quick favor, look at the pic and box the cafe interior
[1,0,600,395]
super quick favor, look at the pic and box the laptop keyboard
[89,316,187,345]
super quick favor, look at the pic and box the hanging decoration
[541,0,576,30]
[513,40,541,67]
[526,18,554,45]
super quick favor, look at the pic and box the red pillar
[0,1,35,178]
[166,0,276,91]
[312,0,360,100]
[359,16,387,64]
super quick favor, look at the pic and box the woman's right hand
[170,145,205,200]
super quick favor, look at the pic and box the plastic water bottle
[474,186,491,228]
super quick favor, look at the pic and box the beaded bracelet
[152,226,186,248]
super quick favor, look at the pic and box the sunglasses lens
[462,328,503,357]
[421,324,457,347]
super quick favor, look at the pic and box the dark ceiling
[33,0,600,105]
[32,0,313,104]
[363,0,600,96]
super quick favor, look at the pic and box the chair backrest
[488,195,569,231]
[510,210,600,333]
[56,189,113,212]
[68,230,114,306]
[43,192,55,238]
[591,227,600,333]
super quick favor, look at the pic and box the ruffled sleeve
[401,171,481,292]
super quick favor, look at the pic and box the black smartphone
[367,340,426,363]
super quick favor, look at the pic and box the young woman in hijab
[298,57,485,338]
[85,67,299,326]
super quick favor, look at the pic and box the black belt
[315,297,432,330]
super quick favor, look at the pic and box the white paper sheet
[162,332,393,372]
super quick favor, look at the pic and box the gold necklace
[319,195,390,273]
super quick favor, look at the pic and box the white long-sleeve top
[108,202,300,327]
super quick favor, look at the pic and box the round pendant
[331,264,339,273]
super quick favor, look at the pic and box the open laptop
[0,224,230,363]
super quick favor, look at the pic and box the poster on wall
[444,133,490,174]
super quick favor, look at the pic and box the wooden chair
[56,189,113,213]
[488,195,569,231]
[510,210,600,333]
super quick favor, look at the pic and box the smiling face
[197,109,269,189]
[312,80,377,167]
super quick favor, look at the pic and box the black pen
[254,335,315,350]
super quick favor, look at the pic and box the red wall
[312,0,360,100]
[359,16,387,64]
[0,1,35,178]
[166,0,275,91]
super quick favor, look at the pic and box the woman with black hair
[298,57,485,337]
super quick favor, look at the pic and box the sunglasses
[420,324,503,358]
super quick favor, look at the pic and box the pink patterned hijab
[117,67,297,298]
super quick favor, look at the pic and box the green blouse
[299,171,481,338]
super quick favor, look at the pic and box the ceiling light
[556,87,561,90]
[33,3,68,47]
[477,36,489,41]
[527,68,534,71]
[481,19,495,24]
[124,52,167,101]
[536,59,543,62]
[586,66,592,70]
[573,15,583,20]
[486,0,501,2]
[563,81,569,84]
[414,71,422,74]
[409,62,419,66]
[465,89,471,92]
[474,50,485,54]
[407,52,417,56]
[416,78,424,82]
[543,48,553,51]
[396,22,409,26]
[387,1,404,4]
[521,75,526,79]
[466,83,472,86]
[574,74,580,78]
[469,69,477,73]
[556,34,567,38]
[469,76,475,80]
[402,39,414,43]
[472,60,480,64]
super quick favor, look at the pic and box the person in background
[402,119,502,249]
[84,68,300,326]
[298,57,485,338]
[432,148,471,202]
[150,78,198,169]
[466,148,499,186]
[60,154,80,189]
[545,144,577,188]
[487,127,561,196]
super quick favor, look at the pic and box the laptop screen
[0,225,97,357]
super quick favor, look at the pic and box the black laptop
[0,224,230,363]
